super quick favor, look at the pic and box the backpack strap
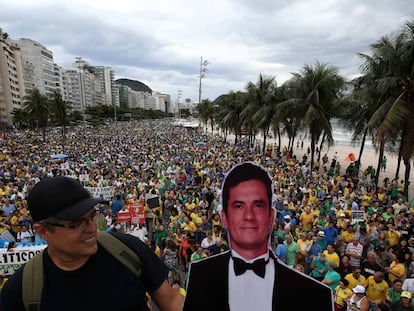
[22,250,44,311]
[96,231,142,278]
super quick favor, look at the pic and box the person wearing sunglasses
[0,176,183,311]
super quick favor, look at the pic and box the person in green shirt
[285,233,299,267]
[321,261,341,292]
[190,245,207,262]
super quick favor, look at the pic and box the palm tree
[22,88,50,142]
[214,91,247,144]
[196,99,213,133]
[280,61,345,168]
[11,108,30,129]
[243,74,277,154]
[273,82,302,155]
[338,77,384,174]
[359,20,414,197]
[49,90,72,152]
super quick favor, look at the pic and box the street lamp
[198,56,209,105]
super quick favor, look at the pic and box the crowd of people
[0,119,414,310]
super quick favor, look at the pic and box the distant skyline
[1,0,413,102]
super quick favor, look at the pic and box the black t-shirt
[360,259,384,278]
[0,232,169,311]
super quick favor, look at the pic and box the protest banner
[0,245,47,276]
[129,201,145,224]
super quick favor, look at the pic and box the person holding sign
[183,162,333,311]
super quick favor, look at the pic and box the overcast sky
[1,0,413,102]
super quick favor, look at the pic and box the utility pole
[177,88,182,119]
[75,57,86,122]
[198,56,209,105]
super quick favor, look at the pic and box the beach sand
[210,128,414,200]
[283,138,414,200]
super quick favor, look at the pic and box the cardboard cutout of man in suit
[183,161,334,311]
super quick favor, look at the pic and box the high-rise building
[0,28,25,126]
[88,66,117,106]
[16,38,57,96]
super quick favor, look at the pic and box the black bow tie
[232,257,269,278]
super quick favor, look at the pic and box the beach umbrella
[51,153,68,160]
[195,141,206,147]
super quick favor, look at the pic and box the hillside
[115,78,152,93]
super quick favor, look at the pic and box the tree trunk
[310,134,316,170]
[375,141,385,190]
[262,131,267,155]
[396,143,403,180]
[277,128,281,154]
[318,133,326,162]
[356,130,367,172]
[403,159,411,200]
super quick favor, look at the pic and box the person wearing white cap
[346,285,370,311]
[283,214,294,232]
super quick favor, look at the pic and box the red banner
[117,209,132,223]
[128,201,145,224]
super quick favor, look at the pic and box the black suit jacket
[183,250,333,311]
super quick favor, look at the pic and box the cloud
[1,0,413,102]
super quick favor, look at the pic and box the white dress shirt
[228,250,275,311]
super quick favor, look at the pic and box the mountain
[115,78,152,93]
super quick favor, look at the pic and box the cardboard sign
[146,196,160,209]
[352,210,365,223]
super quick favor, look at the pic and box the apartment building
[0,29,25,126]
[16,38,57,96]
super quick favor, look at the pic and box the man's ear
[269,208,276,230]
[220,210,227,229]
[32,223,49,241]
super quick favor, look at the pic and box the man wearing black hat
[183,162,333,311]
[0,176,183,311]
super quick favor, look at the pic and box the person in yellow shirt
[190,209,202,226]
[323,244,340,267]
[361,190,374,208]
[211,213,222,228]
[334,278,353,310]
[300,206,315,233]
[341,224,355,244]
[366,271,389,307]
[185,197,196,213]
[310,204,320,219]
[337,213,349,231]
[308,190,318,206]
[181,216,197,234]
[345,267,367,290]
[297,231,312,266]
[386,223,401,248]
[385,254,406,285]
